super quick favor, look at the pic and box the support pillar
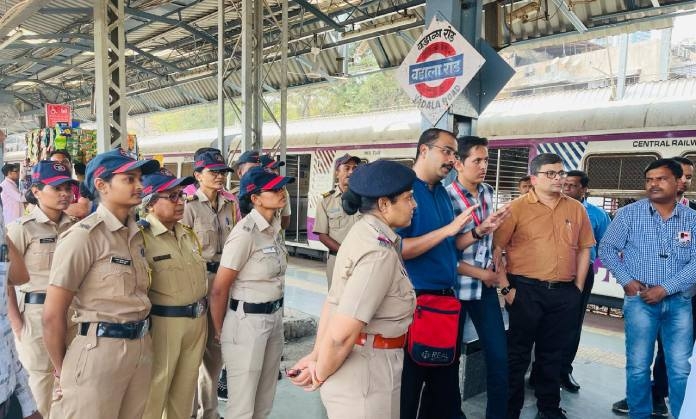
[241,0,264,151]
[94,0,127,153]
[217,0,225,152]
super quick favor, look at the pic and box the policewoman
[183,148,239,419]
[42,148,159,419]
[139,169,208,419]
[289,160,417,419]
[5,160,77,417]
[210,166,294,419]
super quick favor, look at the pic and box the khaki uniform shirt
[7,206,75,293]
[493,190,595,282]
[183,189,241,262]
[141,214,208,306]
[49,205,151,324]
[327,214,416,338]
[313,189,361,246]
[220,209,287,303]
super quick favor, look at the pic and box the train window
[584,153,659,191]
[163,163,178,177]
[486,147,530,202]
[682,153,696,164]
[181,162,194,178]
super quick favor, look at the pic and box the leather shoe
[535,408,568,419]
[560,373,580,393]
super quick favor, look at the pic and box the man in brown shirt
[494,153,594,419]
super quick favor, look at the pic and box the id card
[475,245,487,264]
[262,246,277,254]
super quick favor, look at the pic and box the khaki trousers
[50,325,153,419]
[194,273,223,419]
[320,342,404,419]
[326,254,336,290]
[221,306,284,419]
[15,303,54,418]
[143,314,207,419]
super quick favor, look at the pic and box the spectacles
[536,170,567,179]
[428,144,461,161]
[205,169,227,177]
[261,188,284,194]
[156,191,185,203]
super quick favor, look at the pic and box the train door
[285,153,311,245]
[486,147,530,205]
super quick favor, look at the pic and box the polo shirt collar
[453,179,484,197]
[648,200,681,219]
[525,189,567,205]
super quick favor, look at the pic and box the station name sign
[632,139,696,148]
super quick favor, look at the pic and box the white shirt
[0,177,22,225]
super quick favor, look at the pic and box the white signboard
[396,17,485,125]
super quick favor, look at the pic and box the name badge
[475,245,487,264]
[262,246,277,254]
[678,231,691,244]
[39,237,57,244]
[110,257,132,266]
[153,254,172,262]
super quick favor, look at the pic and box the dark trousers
[401,298,465,419]
[561,264,595,375]
[461,286,508,419]
[506,275,581,418]
[1,395,22,419]
[651,295,696,399]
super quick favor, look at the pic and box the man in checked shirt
[600,158,696,419]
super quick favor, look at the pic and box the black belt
[206,261,220,273]
[328,250,338,256]
[150,298,208,319]
[78,318,150,340]
[415,288,455,297]
[511,275,576,290]
[24,292,46,304]
[230,297,283,314]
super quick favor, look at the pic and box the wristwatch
[471,227,484,240]
[500,286,513,296]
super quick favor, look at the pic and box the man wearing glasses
[494,153,594,419]
[1,163,22,224]
[184,149,240,419]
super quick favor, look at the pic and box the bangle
[312,368,326,385]
[471,228,484,240]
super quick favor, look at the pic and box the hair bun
[341,189,362,215]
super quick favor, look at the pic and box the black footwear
[611,398,628,414]
[560,373,580,393]
[652,396,668,417]
[535,408,568,419]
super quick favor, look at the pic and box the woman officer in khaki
[289,160,417,419]
[5,160,77,417]
[139,169,208,419]
[210,166,294,419]
[42,148,159,419]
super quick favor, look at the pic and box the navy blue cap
[348,159,416,198]
[194,150,233,172]
[85,148,160,195]
[31,160,77,186]
[239,166,295,198]
[142,168,195,196]
[259,154,285,170]
[335,153,361,169]
[235,150,260,168]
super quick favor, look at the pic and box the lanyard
[451,182,486,226]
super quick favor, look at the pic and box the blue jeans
[461,286,508,419]
[624,293,693,419]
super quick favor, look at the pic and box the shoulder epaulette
[322,190,335,198]
[186,194,198,202]
[18,215,36,225]
[76,213,103,231]
[180,222,193,230]
[137,219,150,230]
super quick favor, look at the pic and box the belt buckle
[195,299,208,318]
[136,319,149,339]
[271,300,281,313]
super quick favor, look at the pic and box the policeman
[289,160,417,419]
[139,169,208,419]
[5,160,77,417]
[259,154,291,230]
[42,148,160,419]
[312,154,361,289]
[209,166,294,419]
[183,148,239,419]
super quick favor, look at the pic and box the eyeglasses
[427,144,461,161]
[536,170,567,179]
[204,169,227,177]
[156,191,185,203]
[260,188,284,194]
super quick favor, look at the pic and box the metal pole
[494,149,501,208]
[658,28,672,81]
[241,0,254,152]
[280,0,288,175]
[616,33,629,100]
[217,0,225,152]
[253,0,264,151]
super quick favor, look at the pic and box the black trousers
[506,275,582,418]
[561,264,595,375]
[401,302,465,419]
[1,395,22,419]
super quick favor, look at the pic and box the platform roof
[0,0,694,132]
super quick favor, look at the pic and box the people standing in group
[494,153,594,419]
[5,161,77,418]
[139,169,209,419]
[42,148,159,419]
[397,128,507,419]
[517,175,532,196]
[183,148,239,419]
[48,150,91,219]
[600,158,696,419]
[445,136,511,419]
[209,166,293,419]
[288,160,417,419]
[2,163,23,224]
[312,154,362,290]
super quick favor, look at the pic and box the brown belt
[354,332,406,349]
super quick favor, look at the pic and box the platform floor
[218,257,652,419]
